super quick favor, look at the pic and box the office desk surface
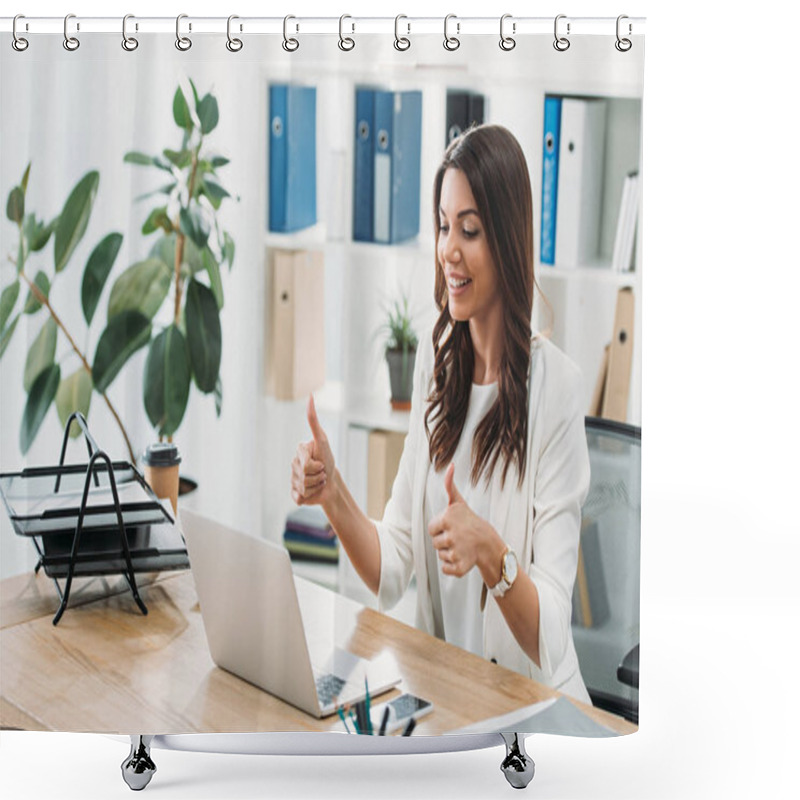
[0,570,636,736]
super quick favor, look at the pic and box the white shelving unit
[259,36,644,602]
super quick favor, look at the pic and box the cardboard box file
[266,249,325,401]
[366,430,406,519]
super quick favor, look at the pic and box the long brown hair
[425,125,534,489]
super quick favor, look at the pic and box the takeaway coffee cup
[141,443,181,515]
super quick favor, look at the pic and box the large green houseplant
[0,80,235,463]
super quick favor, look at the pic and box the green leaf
[92,310,151,393]
[1,281,21,331]
[6,186,24,225]
[23,213,57,252]
[124,151,156,166]
[0,314,20,360]
[201,248,224,310]
[163,148,193,169]
[173,86,194,131]
[23,317,57,392]
[197,93,219,134]
[54,171,100,272]
[180,206,210,249]
[82,232,123,325]
[56,368,93,438]
[135,182,177,203]
[20,364,61,454]
[188,78,200,109]
[223,231,235,269]
[210,155,230,168]
[21,162,32,193]
[144,325,191,437]
[185,279,221,392]
[142,206,174,235]
[214,375,222,417]
[107,258,171,321]
[201,177,229,209]
[23,271,50,314]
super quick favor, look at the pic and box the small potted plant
[381,294,418,411]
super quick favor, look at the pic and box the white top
[375,328,591,703]
[423,381,498,657]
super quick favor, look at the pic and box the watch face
[503,550,518,584]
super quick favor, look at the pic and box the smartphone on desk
[372,693,433,734]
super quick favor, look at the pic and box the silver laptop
[180,509,401,718]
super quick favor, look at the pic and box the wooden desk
[0,570,635,736]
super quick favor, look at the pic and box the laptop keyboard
[315,673,347,708]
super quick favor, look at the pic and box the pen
[378,706,390,736]
[401,717,416,737]
[337,706,352,734]
[364,678,373,735]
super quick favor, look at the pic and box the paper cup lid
[142,442,181,467]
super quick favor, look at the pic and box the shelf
[537,263,639,287]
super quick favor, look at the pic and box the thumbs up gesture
[428,463,493,578]
[291,395,336,506]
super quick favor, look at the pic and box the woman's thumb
[307,394,326,442]
[444,462,461,505]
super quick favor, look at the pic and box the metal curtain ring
[394,14,410,51]
[122,14,139,51]
[12,14,29,51]
[615,15,632,52]
[226,15,243,52]
[443,14,460,51]
[499,14,516,51]
[176,14,192,51]
[338,14,355,51]
[553,14,570,52]
[63,13,80,51]
[283,15,299,52]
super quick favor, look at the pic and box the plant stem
[173,141,203,326]
[19,271,138,466]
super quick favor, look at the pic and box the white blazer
[375,328,591,703]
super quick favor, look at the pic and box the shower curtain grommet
[12,14,29,51]
[499,14,516,51]
[443,14,460,51]
[394,14,411,51]
[121,14,139,52]
[553,14,570,52]
[63,14,80,51]
[226,15,243,52]
[283,15,300,52]
[175,14,192,51]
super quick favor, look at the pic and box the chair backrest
[572,417,641,723]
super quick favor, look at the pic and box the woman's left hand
[428,463,505,579]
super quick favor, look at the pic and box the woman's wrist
[477,522,508,587]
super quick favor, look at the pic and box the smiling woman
[292,123,592,703]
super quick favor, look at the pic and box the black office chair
[571,417,641,724]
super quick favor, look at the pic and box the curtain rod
[1,16,646,37]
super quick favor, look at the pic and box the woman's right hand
[291,395,336,506]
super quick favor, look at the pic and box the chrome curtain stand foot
[121,735,156,791]
[500,732,535,789]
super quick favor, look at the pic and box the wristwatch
[490,547,518,599]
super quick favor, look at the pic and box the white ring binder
[282,14,299,51]
[553,14,570,51]
[443,13,459,51]
[226,14,243,51]
[338,14,355,51]
[11,14,28,51]
[121,14,138,51]
[175,13,191,50]
[499,14,516,51]
[394,14,411,51]
[63,13,79,51]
